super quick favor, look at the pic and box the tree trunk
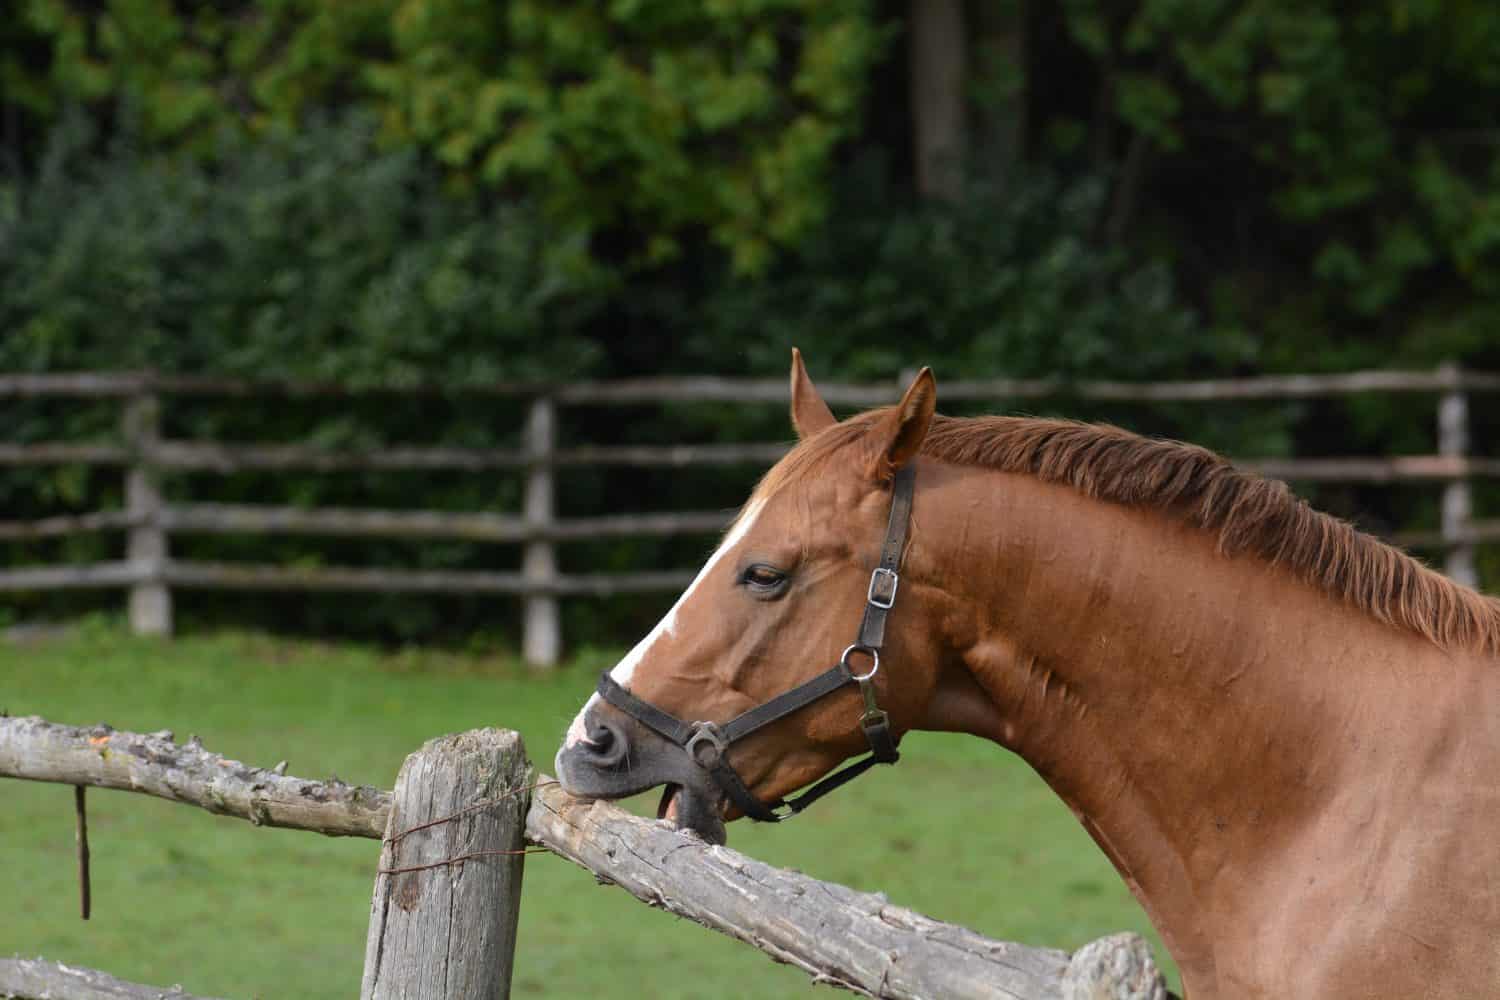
[911,0,967,200]
[972,0,1027,184]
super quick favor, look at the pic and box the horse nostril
[585,721,627,767]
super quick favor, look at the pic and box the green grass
[1,627,1174,997]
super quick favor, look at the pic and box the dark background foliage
[5,0,1500,643]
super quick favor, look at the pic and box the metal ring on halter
[840,643,880,682]
[685,721,728,767]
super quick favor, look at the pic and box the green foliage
[9,0,880,271]
[1033,0,1500,542]
[0,112,603,383]
[368,0,879,271]
[654,158,1300,458]
[12,0,391,149]
[13,0,1500,360]
[1059,0,1500,368]
[691,161,1219,381]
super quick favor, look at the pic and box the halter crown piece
[597,463,916,822]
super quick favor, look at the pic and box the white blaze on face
[563,499,766,748]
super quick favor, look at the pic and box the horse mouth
[554,712,728,845]
[657,782,727,846]
[657,784,680,821]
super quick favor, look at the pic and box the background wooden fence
[2,367,1496,665]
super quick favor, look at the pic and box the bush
[0,111,603,383]
[7,0,881,273]
[622,156,1298,458]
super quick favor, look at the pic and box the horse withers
[555,350,1500,999]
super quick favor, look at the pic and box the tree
[909,0,966,200]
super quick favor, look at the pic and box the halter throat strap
[596,463,917,823]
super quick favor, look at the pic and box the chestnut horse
[556,352,1500,999]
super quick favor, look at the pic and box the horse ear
[789,347,836,439]
[870,367,936,479]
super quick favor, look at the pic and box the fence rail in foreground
[0,957,223,1000]
[0,366,1489,664]
[0,714,1172,1000]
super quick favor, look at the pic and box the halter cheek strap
[596,463,916,823]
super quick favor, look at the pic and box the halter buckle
[685,721,728,767]
[867,567,899,609]
[857,676,884,722]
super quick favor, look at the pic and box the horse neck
[914,463,1450,974]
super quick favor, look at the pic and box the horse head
[555,350,947,843]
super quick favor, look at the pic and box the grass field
[2,626,1175,997]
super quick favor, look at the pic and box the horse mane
[759,410,1500,654]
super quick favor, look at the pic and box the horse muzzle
[554,704,729,845]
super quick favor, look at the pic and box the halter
[597,463,916,822]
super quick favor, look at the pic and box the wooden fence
[2,367,1496,665]
[0,714,1171,1000]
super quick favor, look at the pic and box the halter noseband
[597,463,916,823]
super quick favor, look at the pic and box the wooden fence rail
[5,366,1500,400]
[0,714,1170,1000]
[1,367,1492,664]
[0,958,223,1000]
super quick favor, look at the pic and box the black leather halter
[597,463,916,823]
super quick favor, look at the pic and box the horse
[555,350,1500,999]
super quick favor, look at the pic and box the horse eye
[741,564,786,591]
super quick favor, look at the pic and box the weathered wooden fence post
[123,385,172,635]
[1061,934,1169,1000]
[362,729,532,1000]
[522,395,560,667]
[1438,361,1477,588]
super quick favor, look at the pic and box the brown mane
[756,410,1500,654]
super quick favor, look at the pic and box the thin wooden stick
[75,785,90,920]
[377,847,550,875]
